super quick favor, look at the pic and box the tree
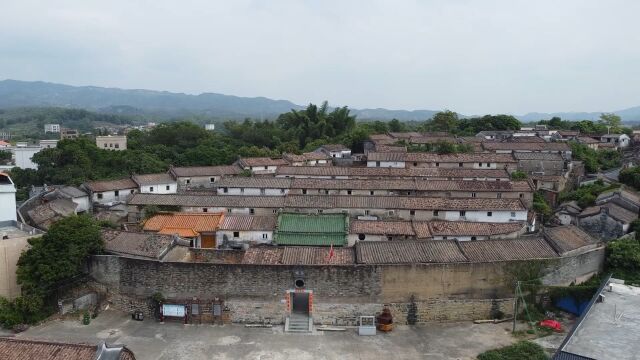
[17,215,103,296]
[619,167,640,190]
[607,237,640,285]
[388,119,406,132]
[426,110,459,132]
[0,150,11,163]
[599,113,622,133]
[510,170,528,180]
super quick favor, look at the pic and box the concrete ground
[14,310,516,360]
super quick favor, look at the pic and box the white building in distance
[44,124,61,133]
[96,135,127,151]
[205,124,215,131]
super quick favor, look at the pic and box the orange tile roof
[143,212,224,237]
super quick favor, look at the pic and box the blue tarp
[554,296,590,316]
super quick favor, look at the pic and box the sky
[1,0,639,115]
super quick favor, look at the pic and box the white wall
[367,161,405,168]
[250,165,278,173]
[472,162,498,169]
[71,196,91,213]
[93,188,137,204]
[217,187,287,196]
[139,183,177,194]
[442,210,527,222]
[216,230,273,247]
[13,147,41,169]
[0,191,17,222]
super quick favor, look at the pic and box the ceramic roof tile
[102,230,173,259]
[459,237,558,261]
[544,225,599,255]
[350,220,415,235]
[143,212,224,233]
[170,165,241,177]
[84,178,137,192]
[219,215,277,231]
[132,173,175,185]
[427,221,525,236]
[356,241,468,264]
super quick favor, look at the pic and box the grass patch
[477,341,548,360]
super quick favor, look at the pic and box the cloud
[0,0,639,114]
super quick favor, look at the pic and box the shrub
[606,237,640,285]
[510,171,528,180]
[477,341,548,360]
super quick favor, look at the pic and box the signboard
[162,304,185,317]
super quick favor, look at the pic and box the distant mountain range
[1,79,639,122]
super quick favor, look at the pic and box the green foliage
[599,113,623,133]
[0,150,11,162]
[425,113,520,135]
[401,141,474,154]
[0,294,48,328]
[477,341,548,360]
[558,181,618,208]
[239,169,252,177]
[532,192,552,218]
[606,237,640,285]
[17,215,103,296]
[619,167,640,190]
[143,205,160,219]
[510,170,528,180]
[425,110,459,132]
[570,142,621,173]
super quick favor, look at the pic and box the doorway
[291,292,310,314]
[200,234,216,248]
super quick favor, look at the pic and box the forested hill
[2,79,640,122]
[0,80,303,119]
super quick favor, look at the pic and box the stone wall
[88,248,602,324]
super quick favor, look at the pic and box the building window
[511,212,516,217]
[260,189,265,195]
[186,179,191,184]
[324,190,329,195]
[497,192,502,199]
[262,233,268,239]
[486,163,491,168]
[272,209,277,214]
[240,188,245,194]
[149,187,154,192]
[347,190,352,195]
[203,208,208,212]
[97,193,103,199]
[443,236,448,240]
[223,187,228,193]
[435,162,440,167]
[458,162,463,167]
[318,209,323,214]
[478,162,482,167]
[487,211,492,216]
[519,193,524,198]
[387,236,392,241]
[130,190,135,194]
[365,210,370,216]
[410,210,415,216]
[233,231,239,238]
[376,161,380,167]
[166,185,170,190]
[434,210,439,217]
[227,209,232,213]
[114,143,119,149]
[459,210,466,217]
[210,177,216,183]
[302,189,307,195]
[280,189,285,194]
[104,144,107,148]
[114,190,119,196]
[370,190,374,195]
[471,236,477,241]
[471,192,476,198]
[358,234,366,241]
[250,208,255,215]
[413,162,418,167]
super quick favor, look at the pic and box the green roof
[275,213,348,246]
[275,233,347,246]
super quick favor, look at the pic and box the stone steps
[285,314,312,333]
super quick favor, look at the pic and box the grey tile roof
[170,165,241,177]
[219,215,277,231]
[132,173,176,186]
[544,225,599,255]
[102,230,174,259]
[459,237,558,261]
[275,166,510,179]
[84,178,138,192]
[356,241,468,264]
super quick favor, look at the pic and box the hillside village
[1,119,640,359]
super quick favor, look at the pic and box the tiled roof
[356,241,468,264]
[513,152,565,161]
[320,144,349,151]
[482,142,570,152]
[414,180,533,192]
[412,222,432,238]
[375,145,408,153]
[102,230,173,259]
[239,157,289,167]
[577,136,599,144]
[129,193,526,211]
[170,165,241,177]
[275,166,510,179]
[558,131,579,136]
[0,338,136,360]
[291,178,417,191]
[544,225,599,255]
[367,152,407,162]
[241,247,355,265]
[143,212,224,234]
[132,173,175,185]
[350,220,415,235]
[459,237,558,261]
[283,152,330,162]
[83,178,137,192]
[506,136,546,143]
[408,136,457,144]
[215,177,292,188]
[388,132,423,139]
[129,194,286,208]
[402,152,517,163]
[579,203,637,224]
[275,213,348,246]
[427,221,525,236]
[369,133,394,141]
[219,215,277,231]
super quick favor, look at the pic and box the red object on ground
[539,319,562,331]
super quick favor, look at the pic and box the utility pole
[512,281,520,333]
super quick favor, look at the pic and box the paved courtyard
[13,310,516,360]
